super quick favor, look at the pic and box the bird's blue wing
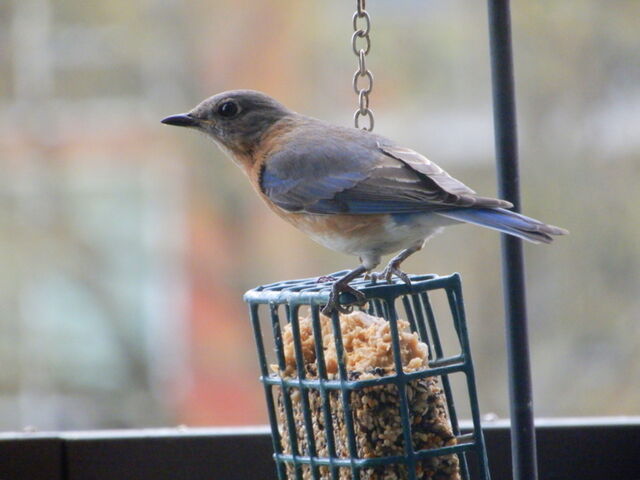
[260,129,512,214]
[260,135,373,212]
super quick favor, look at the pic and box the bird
[162,90,567,314]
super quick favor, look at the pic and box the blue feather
[261,170,298,195]
[262,169,365,202]
[436,207,563,244]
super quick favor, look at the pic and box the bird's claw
[371,265,412,286]
[392,267,412,286]
[322,282,367,316]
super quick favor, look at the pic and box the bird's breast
[271,209,452,258]
[283,212,387,255]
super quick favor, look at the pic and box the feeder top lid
[243,271,459,306]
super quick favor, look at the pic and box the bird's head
[161,90,292,157]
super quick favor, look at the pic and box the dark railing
[2,419,639,480]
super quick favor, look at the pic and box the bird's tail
[436,207,568,244]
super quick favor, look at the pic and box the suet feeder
[245,272,491,480]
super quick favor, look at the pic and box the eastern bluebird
[162,90,567,314]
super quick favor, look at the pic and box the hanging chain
[352,0,374,131]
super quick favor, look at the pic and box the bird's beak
[161,113,200,128]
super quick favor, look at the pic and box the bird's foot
[317,275,337,283]
[322,282,367,316]
[371,265,412,286]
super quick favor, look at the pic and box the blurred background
[0,0,639,430]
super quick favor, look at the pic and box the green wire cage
[244,272,490,480]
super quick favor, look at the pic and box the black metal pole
[486,1,539,480]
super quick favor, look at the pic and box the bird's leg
[322,265,368,316]
[372,242,424,285]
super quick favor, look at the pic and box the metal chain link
[352,0,374,131]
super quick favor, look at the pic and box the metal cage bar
[271,305,304,480]
[245,272,491,480]
[289,305,321,478]
[448,280,491,479]
[385,298,417,477]
[310,305,340,480]
[486,1,539,479]
[330,310,361,479]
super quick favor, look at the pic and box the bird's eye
[217,101,239,118]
